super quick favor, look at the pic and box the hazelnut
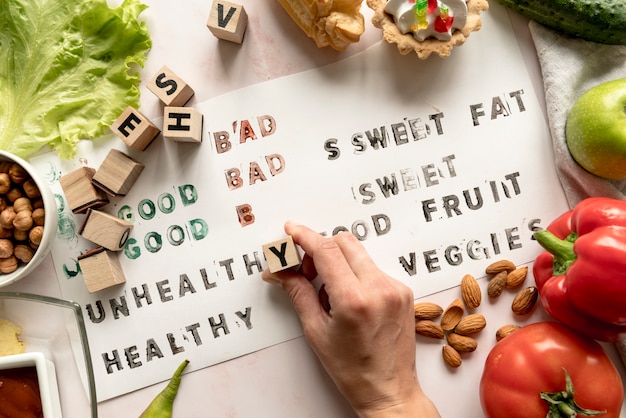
[29,226,44,247]
[32,208,45,226]
[12,210,33,231]
[0,207,16,229]
[0,173,10,194]
[14,245,34,263]
[8,163,27,184]
[13,197,32,213]
[0,197,7,212]
[13,229,28,242]
[22,179,41,199]
[32,198,44,209]
[0,239,13,258]
[0,228,12,239]
[0,162,11,173]
[6,187,23,203]
[0,255,18,274]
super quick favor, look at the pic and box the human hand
[262,222,440,418]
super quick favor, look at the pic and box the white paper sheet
[31,3,569,400]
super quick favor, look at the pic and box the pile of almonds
[0,161,46,274]
[414,259,539,368]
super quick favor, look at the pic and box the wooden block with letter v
[78,208,133,251]
[207,0,248,44]
[59,167,109,214]
[262,235,302,273]
[163,106,203,143]
[92,149,145,197]
[110,106,160,151]
[146,65,195,107]
[78,247,126,293]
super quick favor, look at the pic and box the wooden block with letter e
[146,65,195,107]
[163,106,203,143]
[110,106,160,151]
[78,208,133,251]
[207,0,248,44]
[262,235,301,273]
[78,247,126,293]
[92,149,145,197]
[59,167,109,214]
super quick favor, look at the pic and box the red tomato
[480,322,624,418]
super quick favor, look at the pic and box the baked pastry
[276,0,365,50]
[367,0,489,58]
[0,318,24,356]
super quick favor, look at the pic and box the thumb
[263,269,323,325]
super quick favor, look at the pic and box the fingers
[262,268,325,324]
[285,222,359,287]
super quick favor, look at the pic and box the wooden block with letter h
[163,106,203,143]
[207,0,248,44]
[59,167,109,214]
[92,149,145,197]
[110,106,160,151]
[262,235,301,273]
[146,65,195,107]
[78,247,126,293]
[78,208,133,251]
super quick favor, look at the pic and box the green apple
[565,78,626,180]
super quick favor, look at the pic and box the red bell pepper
[533,197,626,342]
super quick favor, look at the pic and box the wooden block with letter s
[110,106,160,151]
[262,235,302,273]
[207,0,248,44]
[92,148,145,196]
[146,65,195,107]
[78,208,133,251]
[59,167,109,214]
[78,247,126,293]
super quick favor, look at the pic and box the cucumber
[495,0,626,45]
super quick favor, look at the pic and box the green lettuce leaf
[0,0,151,159]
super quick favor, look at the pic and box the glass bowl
[0,151,59,288]
[0,292,97,417]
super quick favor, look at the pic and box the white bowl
[0,151,58,287]
[0,352,62,417]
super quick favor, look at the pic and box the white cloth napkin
[528,21,626,367]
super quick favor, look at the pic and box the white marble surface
[4,1,625,417]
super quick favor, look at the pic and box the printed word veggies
[139,359,189,418]
[566,78,626,179]
[480,322,624,418]
[0,0,151,159]
[533,197,626,341]
[495,0,626,45]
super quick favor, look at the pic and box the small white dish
[0,352,62,417]
[0,151,58,288]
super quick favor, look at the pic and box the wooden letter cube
[92,149,145,197]
[110,106,160,151]
[207,0,248,44]
[59,167,109,214]
[262,236,301,273]
[78,209,133,251]
[163,107,203,143]
[146,66,195,106]
[78,247,126,293]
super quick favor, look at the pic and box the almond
[440,298,464,331]
[485,259,516,275]
[415,320,445,339]
[506,266,528,289]
[461,274,481,309]
[455,313,487,336]
[496,324,520,342]
[414,302,443,320]
[487,270,507,298]
[511,286,539,315]
[446,332,478,353]
[442,344,462,368]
